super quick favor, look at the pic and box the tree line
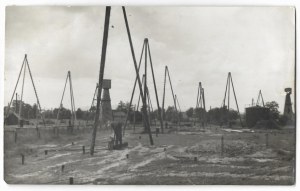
[4,100,284,125]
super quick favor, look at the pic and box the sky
[4,6,295,113]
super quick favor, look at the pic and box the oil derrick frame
[123,38,164,136]
[90,7,153,155]
[162,66,180,129]
[85,83,98,126]
[221,72,243,127]
[195,82,206,126]
[131,75,155,132]
[256,90,265,107]
[5,54,46,127]
[56,71,77,132]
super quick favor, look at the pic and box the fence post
[14,131,17,143]
[265,133,269,147]
[221,135,224,156]
[21,154,25,165]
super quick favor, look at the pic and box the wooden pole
[26,57,46,127]
[229,73,243,127]
[161,66,167,133]
[147,41,164,134]
[5,56,26,120]
[221,135,224,156]
[133,105,136,132]
[123,6,153,145]
[19,57,27,127]
[90,6,111,156]
[123,41,145,136]
[56,73,69,125]
[21,154,25,165]
[14,131,17,143]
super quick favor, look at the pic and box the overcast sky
[4,6,295,113]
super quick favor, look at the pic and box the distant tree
[228,109,238,120]
[43,109,54,119]
[207,106,237,124]
[165,106,178,122]
[117,101,126,111]
[265,101,280,120]
[89,106,96,112]
[133,110,143,123]
[76,108,84,119]
[186,107,194,118]
[53,107,71,119]
[32,104,38,119]
[207,107,222,123]
[194,107,206,119]
[116,101,133,113]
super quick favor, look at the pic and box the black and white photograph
[1,4,296,186]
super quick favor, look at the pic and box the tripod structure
[195,82,206,125]
[256,90,265,107]
[90,7,154,155]
[162,66,180,129]
[5,54,45,127]
[221,72,243,127]
[56,71,77,132]
[86,83,98,126]
[123,38,164,136]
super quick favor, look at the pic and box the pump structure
[90,6,154,155]
[5,54,46,128]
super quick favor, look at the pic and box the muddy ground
[3,124,295,185]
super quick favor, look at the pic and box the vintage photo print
[3,6,295,185]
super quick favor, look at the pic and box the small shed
[5,112,30,126]
[245,106,270,128]
[5,112,19,125]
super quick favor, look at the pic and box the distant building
[245,106,270,128]
[5,111,30,126]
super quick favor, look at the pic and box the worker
[112,122,123,146]
[156,126,159,137]
[68,119,72,133]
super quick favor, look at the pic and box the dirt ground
[3,123,295,185]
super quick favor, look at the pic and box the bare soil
[3,123,295,185]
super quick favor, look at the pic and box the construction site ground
[4,123,295,185]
